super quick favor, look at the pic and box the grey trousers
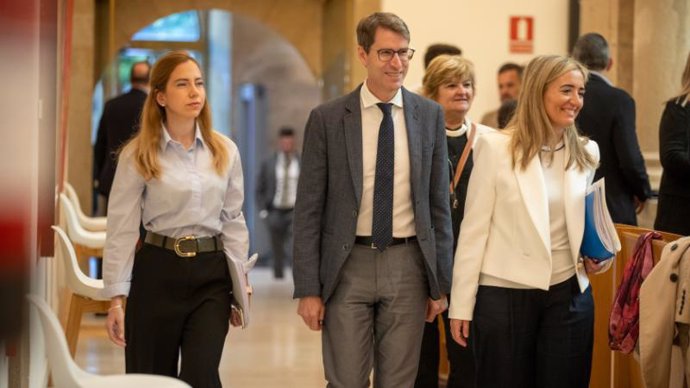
[322,242,429,388]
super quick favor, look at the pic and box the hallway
[74,268,327,387]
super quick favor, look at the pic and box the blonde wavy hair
[422,54,475,101]
[506,55,597,171]
[121,51,228,180]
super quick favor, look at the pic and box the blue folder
[581,192,614,260]
[580,179,620,262]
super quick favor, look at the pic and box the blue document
[580,179,621,261]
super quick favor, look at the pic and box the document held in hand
[581,179,621,262]
[226,253,258,328]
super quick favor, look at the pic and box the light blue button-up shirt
[103,124,249,298]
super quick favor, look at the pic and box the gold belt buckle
[174,236,197,257]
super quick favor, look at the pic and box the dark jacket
[93,88,147,197]
[256,152,300,211]
[655,98,690,235]
[576,73,652,225]
[292,85,453,301]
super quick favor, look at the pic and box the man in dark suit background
[293,12,453,388]
[93,61,151,215]
[256,127,300,279]
[573,33,652,225]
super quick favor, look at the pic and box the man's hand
[425,295,448,322]
[450,319,471,347]
[297,296,325,331]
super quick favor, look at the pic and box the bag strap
[449,123,477,193]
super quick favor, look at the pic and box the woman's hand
[106,296,126,347]
[230,305,243,327]
[583,257,608,273]
[450,319,471,347]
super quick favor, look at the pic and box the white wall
[383,0,570,122]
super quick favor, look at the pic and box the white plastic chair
[52,225,109,357]
[63,182,107,231]
[27,294,191,388]
[59,193,105,274]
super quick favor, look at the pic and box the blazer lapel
[343,87,364,206]
[514,156,551,256]
[402,88,422,203]
[563,142,588,262]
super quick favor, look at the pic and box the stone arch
[101,0,323,79]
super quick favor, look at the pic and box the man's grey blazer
[292,85,453,302]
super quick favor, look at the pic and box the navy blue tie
[372,103,394,251]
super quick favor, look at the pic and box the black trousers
[415,306,475,388]
[125,244,232,388]
[471,276,594,388]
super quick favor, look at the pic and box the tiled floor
[75,267,327,387]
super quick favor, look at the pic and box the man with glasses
[293,11,452,388]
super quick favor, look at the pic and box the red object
[609,232,662,353]
[509,16,534,54]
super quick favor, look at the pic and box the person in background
[293,12,453,388]
[497,99,518,129]
[449,55,611,388]
[655,50,690,235]
[103,51,249,388]
[415,54,493,388]
[480,62,523,128]
[573,32,652,225]
[423,43,462,69]
[94,61,151,215]
[257,127,300,278]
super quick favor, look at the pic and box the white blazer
[448,130,602,321]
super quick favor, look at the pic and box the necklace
[540,142,565,152]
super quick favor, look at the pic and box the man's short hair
[423,43,462,69]
[572,33,610,71]
[498,62,524,78]
[278,127,295,137]
[356,12,410,53]
[130,61,151,84]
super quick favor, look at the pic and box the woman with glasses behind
[414,55,493,388]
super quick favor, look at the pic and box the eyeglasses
[376,48,416,62]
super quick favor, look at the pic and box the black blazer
[93,88,147,197]
[576,73,652,225]
[655,99,690,234]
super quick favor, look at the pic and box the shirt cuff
[103,282,131,299]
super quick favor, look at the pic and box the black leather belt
[144,231,224,258]
[354,235,417,250]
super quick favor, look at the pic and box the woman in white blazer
[448,55,610,388]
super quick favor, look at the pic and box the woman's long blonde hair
[506,55,597,171]
[122,51,228,180]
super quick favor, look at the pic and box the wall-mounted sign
[510,16,534,54]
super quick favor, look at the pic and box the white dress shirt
[356,81,415,238]
[272,152,300,209]
[103,124,249,298]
